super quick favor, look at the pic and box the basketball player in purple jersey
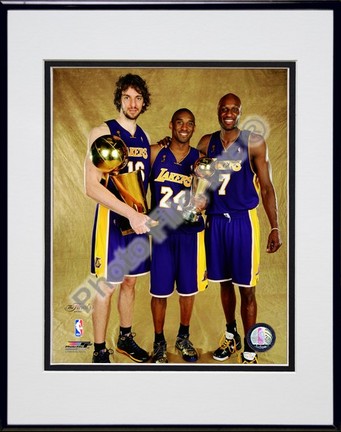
[85,74,153,363]
[149,109,207,363]
[197,93,282,364]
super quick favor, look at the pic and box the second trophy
[182,156,216,223]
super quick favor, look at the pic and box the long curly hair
[113,73,151,113]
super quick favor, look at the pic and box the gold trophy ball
[193,157,216,178]
[90,135,129,173]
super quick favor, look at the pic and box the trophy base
[121,227,135,236]
[116,217,135,236]
[182,208,201,223]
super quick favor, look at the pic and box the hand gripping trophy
[89,134,150,235]
[182,156,216,223]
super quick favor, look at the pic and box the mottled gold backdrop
[51,66,289,366]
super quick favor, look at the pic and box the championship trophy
[111,170,149,235]
[89,134,129,172]
[182,156,216,223]
[90,135,151,235]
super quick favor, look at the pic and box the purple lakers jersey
[90,119,151,280]
[106,119,150,191]
[150,146,204,233]
[206,129,260,214]
[102,119,151,221]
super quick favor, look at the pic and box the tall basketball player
[197,93,282,364]
[84,74,152,363]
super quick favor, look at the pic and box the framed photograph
[46,61,293,372]
[3,1,339,430]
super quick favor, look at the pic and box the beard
[122,107,141,120]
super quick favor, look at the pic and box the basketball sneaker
[116,332,149,363]
[92,348,114,363]
[241,351,258,364]
[152,340,168,363]
[175,335,199,362]
[212,331,242,361]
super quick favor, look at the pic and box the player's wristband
[270,227,280,232]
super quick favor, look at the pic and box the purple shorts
[205,209,260,287]
[150,230,206,297]
[90,204,150,284]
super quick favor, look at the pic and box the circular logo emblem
[246,323,276,352]
[240,115,270,140]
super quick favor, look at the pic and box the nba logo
[74,319,83,337]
